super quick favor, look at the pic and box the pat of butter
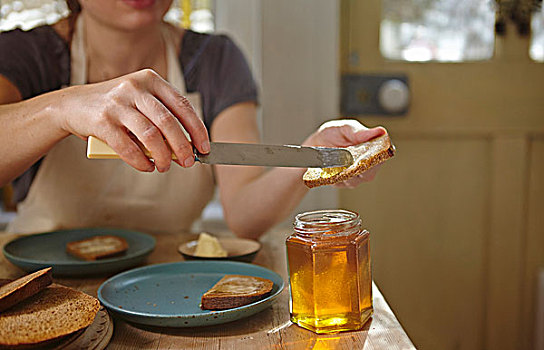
[194,232,228,258]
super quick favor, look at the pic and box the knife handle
[87,136,185,161]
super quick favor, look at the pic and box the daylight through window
[380,0,496,62]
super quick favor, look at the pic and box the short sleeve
[0,26,69,203]
[0,26,69,99]
[182,32,259,130]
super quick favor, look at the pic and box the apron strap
[70,15,87,86]
[161,24,187,94]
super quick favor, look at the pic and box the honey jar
[286,209,372,334]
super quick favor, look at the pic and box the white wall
[215,0,341,223]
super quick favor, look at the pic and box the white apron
[7,17,215,234]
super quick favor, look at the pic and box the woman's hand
[302,119,387,188]
[56,69,210,172]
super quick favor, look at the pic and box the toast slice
[303,133,395,188]
[0,268,52,313]
[0,281,100,347]
[201,275,274,310]
[66,235,128,261]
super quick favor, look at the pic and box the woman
[0,0,386,238]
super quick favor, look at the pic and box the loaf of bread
[0,267,52,313]
[0,281,100,347]
[303,133,395,188]
[66,235,128,261]
[201,274,274,310]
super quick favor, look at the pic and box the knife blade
[195,142,353,168]
[87,136,353,168]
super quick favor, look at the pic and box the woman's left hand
[302,119,387,188]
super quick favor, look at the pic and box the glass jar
[286,209,372,334]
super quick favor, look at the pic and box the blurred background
[1,0,544,349]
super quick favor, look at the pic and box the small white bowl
[178,237,261,263]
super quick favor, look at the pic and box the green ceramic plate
[3,228,155,276]
[98,261,284,327]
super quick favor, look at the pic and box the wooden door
[340,1,544,349]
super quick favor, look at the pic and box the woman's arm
[211,102,308,239]
[0,75,67,186]
[0,69,210,187]
[212,102,385,239]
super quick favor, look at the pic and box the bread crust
[0,268,53,313]
[303,134,395,188]
[0,281,100,346]
[201,275,273,310]
[66,235,128,261]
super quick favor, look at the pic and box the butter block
[86,136,178,160]
[194,232,228,258]
[87,136,119,159]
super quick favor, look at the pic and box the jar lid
[294,209,361,237]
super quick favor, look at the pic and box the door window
[530,6,544,62]
[380,0,495,62]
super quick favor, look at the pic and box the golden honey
[318,166,347,178]
[286,210,372,334]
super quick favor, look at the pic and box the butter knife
[87,136,353,168]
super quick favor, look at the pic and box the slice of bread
[201,275,274,310]
[0,281,100,347]
[303,133,395,188]
[0,268,52,313]
[66,235,128,261]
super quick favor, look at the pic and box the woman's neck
[82,11,167,83]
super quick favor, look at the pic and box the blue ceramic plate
[3,228,155,276]
[97,261,284,327]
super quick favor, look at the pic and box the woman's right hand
[56,69,210,173]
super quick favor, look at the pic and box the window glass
[0,0,69,32]
[530,6,544,62]
[0,0,215,33]
[165,0,215,33]
[380,0,495,62]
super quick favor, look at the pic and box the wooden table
[0,230,415,350]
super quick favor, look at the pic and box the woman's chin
[118,15,164,31]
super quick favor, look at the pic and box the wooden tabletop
[0,230,415,350]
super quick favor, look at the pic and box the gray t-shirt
[0,25,258,203]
